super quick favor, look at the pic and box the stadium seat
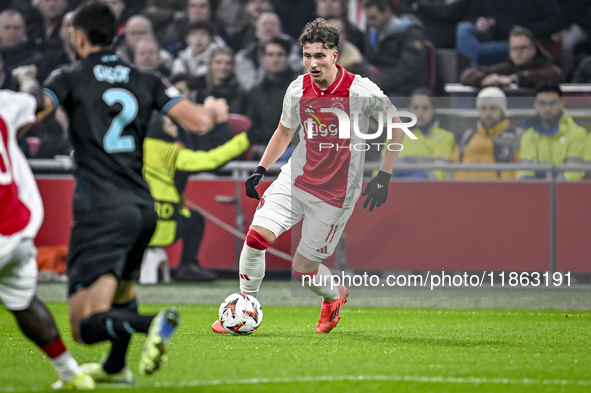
[539,37,562,62]
[369,64,381,87]
[227,114,252,135]
[140,247,170,284]
[244,144,266,161]
[26,137,40,157]
[425,40,437,92]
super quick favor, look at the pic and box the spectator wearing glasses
[455,0,564,67]
[460,26,564,89]
[517,82,587,181]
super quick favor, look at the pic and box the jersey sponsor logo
[301,99,340,138]
[296,76,353,208]
[93,65,131,84]
[101,54,119,62]
[304,119,339,137]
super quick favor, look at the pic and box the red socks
[41,337,67,359]
[293,268,319,282]
[246,229,271,250]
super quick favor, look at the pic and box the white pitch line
[2,374,591,392]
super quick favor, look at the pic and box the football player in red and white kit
[0,89,94,389]
[213,18,407,334]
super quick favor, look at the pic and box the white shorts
[0,239,37,311]
[252,175,353,262]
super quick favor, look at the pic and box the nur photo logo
[302,102,418,152]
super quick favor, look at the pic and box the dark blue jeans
[456,21,509,67]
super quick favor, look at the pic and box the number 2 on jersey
[102,88,138,153]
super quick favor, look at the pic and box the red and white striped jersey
[0,90,43,257]
[279,65,393,208]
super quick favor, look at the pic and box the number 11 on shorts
[325,224,339,243]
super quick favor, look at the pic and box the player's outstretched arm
[174,132,250,172]
[12,65,43,113]
[380,115,406,174]
[243,122,294,200]
[35,93,56,125]
[361,116,406,212]
[167,96,228,135]
[258,122,294,170]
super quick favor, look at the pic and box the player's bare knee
[71,328,84,344]
[293,252,320,273]
[69,314,85,344]
[249,226,276,244]
[68,284,111,344]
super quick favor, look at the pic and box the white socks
[239,243,266,298]
[50,351,82,381]
[239,240,340,302]
[297,264,340,301]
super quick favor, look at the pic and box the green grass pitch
[1,301,590,393]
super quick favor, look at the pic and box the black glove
[245,166,267,200]
[361,170,391,212]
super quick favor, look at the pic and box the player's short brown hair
[298,18,340,50]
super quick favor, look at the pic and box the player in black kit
[37,1,228,384]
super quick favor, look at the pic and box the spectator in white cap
[452,86,522,179]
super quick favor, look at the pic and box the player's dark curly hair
[298,18,340,50]
[72,1,116,46]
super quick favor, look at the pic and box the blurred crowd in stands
[3,0,591,180]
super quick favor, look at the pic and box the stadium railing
[444,83,591,95]
[30,158,591,275]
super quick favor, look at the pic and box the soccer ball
[218,293,263,335]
